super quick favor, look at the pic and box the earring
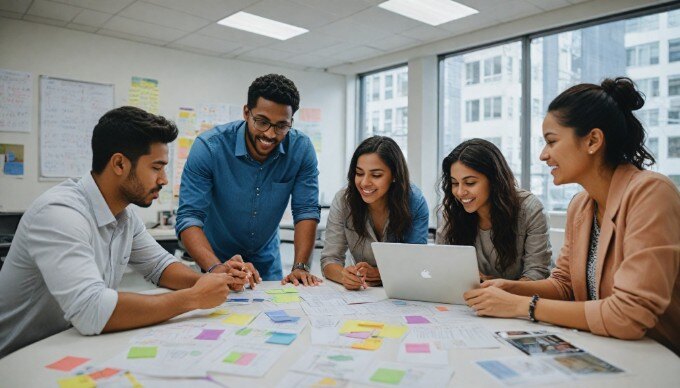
[589,150,594,154]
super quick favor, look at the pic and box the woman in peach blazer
[464,77,680,355]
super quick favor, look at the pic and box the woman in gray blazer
[321,136,429,290]
[436,139,551,281]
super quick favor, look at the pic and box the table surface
[1,281,678,387]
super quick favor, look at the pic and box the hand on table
[282,269,322,286]
[341,265,367,290]
[463,285,528,318]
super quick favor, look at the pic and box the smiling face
[354,153,393,207]
[244,97,292,162]
[449,161,491,218]
[120,142,169,208]
[540,112,592,186]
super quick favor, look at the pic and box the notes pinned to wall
[129,77,159,114]
[297,108,322,153]
[39,76,114,178]
[197,103,241,134]
[0,68,32,133]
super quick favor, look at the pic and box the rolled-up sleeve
[129,213,179,285]
[320,191,349,270]
[520,196,552,280]
[405,189,429,244]
[28,205,117,336]
[291,137,320,224]
[175,138,214,236]
[584,179,680,340]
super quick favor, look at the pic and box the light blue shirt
[0,174,178,358]
[175,121,320,280]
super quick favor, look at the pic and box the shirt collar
[81,173,117,227]
[234,120,287,159]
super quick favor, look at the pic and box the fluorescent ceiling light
[379,0,478,26]
[217,11,308,40]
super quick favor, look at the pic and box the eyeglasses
[248,111,293,135]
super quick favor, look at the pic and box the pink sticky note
[45,356,90,372]
[89,368,121,380]
[405,315,430,324]
[346,331,372,339]
[196,329,225,340]
[405,343,431,353]
[235,353,257,366]
[435,306,449,312]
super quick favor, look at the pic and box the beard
[121,168,161,208]
[246,126,279,157]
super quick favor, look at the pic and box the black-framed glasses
[248,111,293,135]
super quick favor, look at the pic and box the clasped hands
[207,254,261,291]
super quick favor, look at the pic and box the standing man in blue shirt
[176,74,322,286]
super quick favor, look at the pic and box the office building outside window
[360,66,408,158]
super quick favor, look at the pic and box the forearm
[506,278,564,299]
[322,263,345,284]
[293,219,317,266]
[514,296,589,331]
[158,262,201,290]
[103,289,196,332]
[179,226,221,271]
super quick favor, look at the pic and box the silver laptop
[371,242,480,304]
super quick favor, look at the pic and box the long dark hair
[548,77,655,169]
[345,136,412,243]
[439,139,520,273]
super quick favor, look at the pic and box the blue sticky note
[266,332,297,345]
[228,298,249,302]
[253,298,265,302]
[270,315,300,323]
[265,310,288,318]
[392,300,407,306]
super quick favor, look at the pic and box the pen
[348,256,368,289]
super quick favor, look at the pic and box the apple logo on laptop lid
[420,269,432,279]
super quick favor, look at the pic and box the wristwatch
[292,262,310,272]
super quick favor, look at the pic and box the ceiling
[0,0,591,71]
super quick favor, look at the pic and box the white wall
[0,18,346,222]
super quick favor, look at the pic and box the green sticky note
[370,368,406,385]
[127,346,157,359]
[328,355,353,362]
[265,288,299,295]
[223,352,242,363]
[236,328,252,336]
[272,294,301,303]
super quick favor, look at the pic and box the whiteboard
[0,68,32,133]
[39,76,114,178]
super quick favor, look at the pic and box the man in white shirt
[0,106,241,358]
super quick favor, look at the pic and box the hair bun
[601,77,644,111]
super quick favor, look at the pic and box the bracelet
[206,263,222,273]
[528,294,540,322]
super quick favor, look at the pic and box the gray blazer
[436,190,551,280]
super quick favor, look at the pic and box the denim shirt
[176,120,320,280]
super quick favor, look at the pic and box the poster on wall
[129,77,159,114]
[0,143,25,178]
[297,108,322,154]
[173,136,195,198]
[177,107,198,136]
[0,68,32,133]
[197,103,241,133]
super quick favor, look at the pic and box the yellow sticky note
[209,308,230,318]
[351,338,383,351]
[378,324,408,338]
[313,377,339,387]
[339,320,384,334]
[57,375,96,388]
[124,372,143,388]
[272,294,301,303]
[265,288,299,295]
[222,313,255,325]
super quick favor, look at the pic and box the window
[385,75,393,99]
[647,137,659,160]
[670,39,680,62]
[669,137,680,157]
[670,9,680,28]
[360,65,408,157]
[626,42,659,66]
[669,100,680,125]
[669,75,680,96]
[483,56,502,82]
[636,77,659,97]
[625,14,659,33]
[465,62,480,85]
[638,109,659,127]
[465,100,480,122]
[484,97,502,120]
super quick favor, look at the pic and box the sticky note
[351,338,383,351]
[405,343,431,353]
[235,353,257,366]
[265,310,288,318]
[339,320,383,334]
[358,321,385,328]
[345,331,372,339]
[315,377,339,386]
[124,372,142,388]
[405,315,430,324]
[88,368,121,380]
[223,352,242,363]
[370,368,406,385]
[270,315,300,323]
[46,356,90,372]
[265,287,299,294]
[435,306,449,312]
[209,308,230,317]
[253,298,265,302]
[272,294,301,303]
[266,332,297,345]
[127,346,157,359]
[222,313,255,325]
[57,375,96,388]
[236,328,252,336]
[328,355,354,362]
[392,300,408,305]
[378,325,408,338]
[195,329,225,340]
[228,298,249,302]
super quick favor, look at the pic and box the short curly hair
[247,74,300,114]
